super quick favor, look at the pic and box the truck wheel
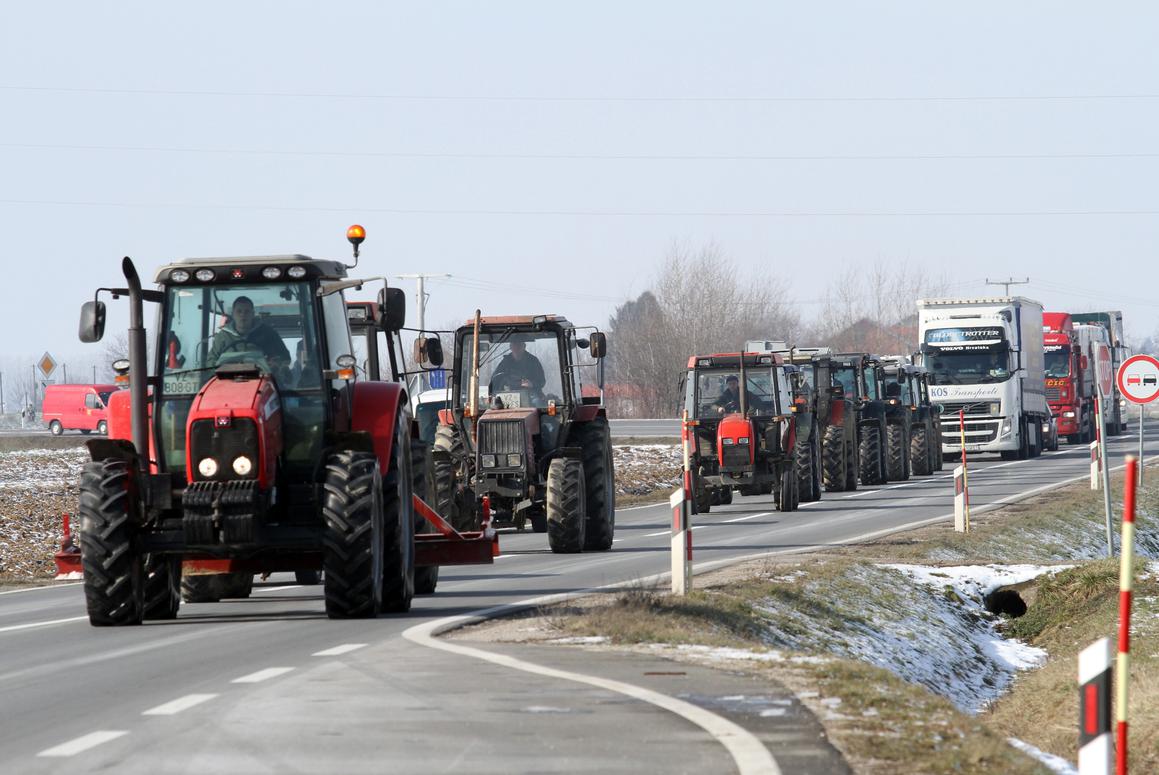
[821,425,846,492]
[433,424,475,532]
[859,425,884,485]
[776,466,799,512]
[97,420,108,435]
[381,417,416,613]
[50,420,63,436]
[886,424,909,481]
[412,436,439,595]
[1017,417,1030,460]
[910,426,931,476]
[546,458,586,553]
[226,573,253,599]
[322,450,385,619]
[78,459,143,626]
[142,555,180,620]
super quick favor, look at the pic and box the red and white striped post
[671,411,694,595]
[1078,637,1113,774]
[955,409,970,533]
[1090,440,1101,490]
[1115,456,1138,775]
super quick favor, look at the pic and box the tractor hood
[185,367,283,487]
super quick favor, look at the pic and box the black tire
[295,570,321,585]
[227,573,253,598]
[776,465,799,512]
[381,416,416,613]
[433,424,475,532]
[142,555,180,620]
[844,428,859,491]
[546,458,586,553]
[859,425,884,485]
[97,420,108,435]
[719,486,733,505]
[693,471,712,513]
[1066,433,1080,445]
[795,433,815,501]
[78,459,143,626]
[886,423,908,481]
[821,425,846,492]
[50,420,63,436]
[529,510,547,533]
[322,450,384,619]
[412,436,439,595]
[910,426,931,476]
[181,574,223,603]
[709,487,722,506]
[1017,417,1030,460]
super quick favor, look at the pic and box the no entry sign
[1116,354,1159,404]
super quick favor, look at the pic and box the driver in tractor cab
[489,336,545,392]
[207,295,291,372]
[713,375,762,414]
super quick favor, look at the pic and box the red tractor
[72,227,491,626]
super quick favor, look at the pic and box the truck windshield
[1044,345,1071,378]
[694,368,776,418]
[456,329,565,409]
[927,350,1012,385]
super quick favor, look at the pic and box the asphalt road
[609,418,680,438]
[1,429,1152,774]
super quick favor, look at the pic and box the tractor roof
[687,352,785,369]
[833,352,882,366]
[459,314,576,331]
[153,254,349,284]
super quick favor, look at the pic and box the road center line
[723,512,773,523]
[37,731,128,758]
[231,667,294,684]
[0,615,88,634]
[312,643,367,657]
[142,694,217,716]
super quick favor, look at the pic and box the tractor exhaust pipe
[738,348,748,417]
[122,257,150,462]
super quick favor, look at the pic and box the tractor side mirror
[589,332,607,359]
[377,287,406,332]
[79,300,106,343]
[413,337,444,367]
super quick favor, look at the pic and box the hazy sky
[3,2,1159,389]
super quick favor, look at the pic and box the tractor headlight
[738,437,751,445]
[287,265,307,279]
[721,437,736,446]
[506,454,522,467]
[232,455,253,476]
[481,454,497,468]
[169,268,190,283]
[198,457,219,478]
[194,268,215,282]
[261,266,282,280]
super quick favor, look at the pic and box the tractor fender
[573,404,605,423]
[351,381,408,475]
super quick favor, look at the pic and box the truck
[1043,313,1110,444]
[1070,311,1129,435]
[918,296,1050,459]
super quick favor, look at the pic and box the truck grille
[478,420,525,455]
[939,401,993,417]
[940,417,999,444]
[1045,387,1060,402]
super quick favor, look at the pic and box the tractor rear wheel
[546,458,586,553]
[433,424,475,532]
[181,575,223,603]
[322,450,385,619]
[821,425,846,492]
[143,555,180,620]
[886,423,909,481]
[78,459,143,626]
[412,436,439,595]
[910,426,931,476]
[381,417,416,613]
[859,425,884,485]
[718,486,733,505]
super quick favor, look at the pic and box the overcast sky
[3,2,1158,390]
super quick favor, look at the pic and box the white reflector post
[953,465,967,533]
[1090,440,1100,490]
[1078,637,1113,775]
[670,488,690,595]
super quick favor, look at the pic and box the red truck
[41,384,119,435]
[1043,313,1110,444]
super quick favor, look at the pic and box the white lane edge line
[312,643,367,657]
[724,512,773,523]
[404,623,780,775]
[0,615,89,634]
[231,667,295,684]
[0,582,84,596]
[142,693,218,716]
[37,730,128,758]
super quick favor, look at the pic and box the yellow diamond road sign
[38,352,57,378]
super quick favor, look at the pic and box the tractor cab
[829,353,890,485]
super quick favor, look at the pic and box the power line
[7,198,1159,218]
[7,141,1159,162]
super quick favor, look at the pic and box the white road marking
[643,529,671,537]
[142,693,217,716]
[0,582,83,596]
[724,512,772,524]
[37,731,128,758]
[841,489,879,498]
[0,615,88,634]
[231,667,294,684]
[312,643,367,657]
[262,585,303,592]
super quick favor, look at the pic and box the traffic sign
[37,352,57,378]
[1116,354,1159,404]
[1096,344,1113,397]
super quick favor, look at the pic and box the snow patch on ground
[613,443,680,497]
[1007,737,1077,774]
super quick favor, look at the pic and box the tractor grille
[478,420,525,456]
[1045,387,1061,402]
[189,418,259,482]
[720,445,750,468]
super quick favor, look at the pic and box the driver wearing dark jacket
[207,296,291,368]
[489,339,545,392]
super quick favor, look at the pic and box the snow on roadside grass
[753,563,1064,714]
[613,443,680,497]
[0,447,86,578]
[1007,738,1077,775]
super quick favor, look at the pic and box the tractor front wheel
[859,425,885,485]
[776,466,799,512]
[143,555,180,620]
[78,459,143,626]
[322,451,385,619]
[433,424,475,532]
[546,458,586,553]
[821,425,846,492]
[886,423,909,481]
[412,436,439,595]
[910,426,931,476]
[380,417,416,613]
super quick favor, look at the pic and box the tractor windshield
[456,329,565,409]
[694,367,776,418]
[831,366,861,399]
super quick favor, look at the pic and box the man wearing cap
[490,337,546,392]
[207,295,291,370]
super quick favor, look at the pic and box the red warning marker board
[1116,354,1159,404]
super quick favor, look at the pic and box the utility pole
[62,363,68,384]
[396,273,452,333]
[92,364,97,383]
[0,371,5,414]
[985,276,1030,296]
